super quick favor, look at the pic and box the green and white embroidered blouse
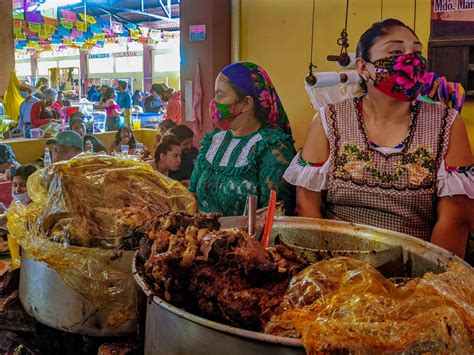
[189,127,296,216]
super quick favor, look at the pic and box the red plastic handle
[261,190,277,248]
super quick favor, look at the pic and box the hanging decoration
[12,3,178,54]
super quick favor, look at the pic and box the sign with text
[431,0,474,37]
[189,25,206,41]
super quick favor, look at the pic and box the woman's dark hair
[356,19,419,92]
[158,119,177,132]
[115,126,137,149]
[227,81,268,125]
[154,136,180,162]
[133,90,141,96]
[12,165,37,181]
[170,125,193,143]
[104,87,115,100]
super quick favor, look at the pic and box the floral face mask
[209,99,242,131]
[368,52,431,102]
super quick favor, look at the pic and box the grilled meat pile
[140,212,308,330]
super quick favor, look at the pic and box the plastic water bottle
[85,139,93,154]
[44,147,52,168]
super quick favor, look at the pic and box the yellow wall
[240,0,474,152]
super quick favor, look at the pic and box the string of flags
[12,4,178,54]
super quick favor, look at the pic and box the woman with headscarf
[189,62,296,216]
[30,88,65,128]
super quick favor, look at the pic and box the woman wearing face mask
[189,62,296,216]
[30,88,65,128]
[285,19,473,257]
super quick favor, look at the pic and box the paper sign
[13,10,24,20]
[130,29,140,39]
[61,20,73,30]
[189,25,206,41]
[139,27,149,37]
[38,29,48,39]
[44,17,58,26]
[52,35,62,44]
[25,11,42,23]
[61,10,77,23]
[78,13,97,24]
[41,7,57,19]
[13,28,24,37]
[150,29,161,40]
[45,24,56,36]
[93,33,106,41]
[58,27,70,36]
[28,22,42,33]
[71,28,84,38]
[90,24,102,34]
[13,20,27,29]
[76,20,88,32]
[110,21,124,34]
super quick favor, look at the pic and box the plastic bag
[7,155,196,327]
[265,257,473,353]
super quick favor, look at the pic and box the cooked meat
[143,212,307,330]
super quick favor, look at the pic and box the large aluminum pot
[134,217,471,354]
[19,250,137,337]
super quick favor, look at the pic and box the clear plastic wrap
[265,257,474,354]
[7,155,196,327]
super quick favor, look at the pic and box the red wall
[180,0,231,146]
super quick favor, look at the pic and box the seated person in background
[11,165,37,206]
[148,136,182,177]
[154,119,177,150]
[0,144,20,181]
[46,131,84,163]
[144,84,164,113]
[57,91,70,108]
[30,88,65,128]
[69,114,107,154]
[168,125,199,182]
[111,126,145,154]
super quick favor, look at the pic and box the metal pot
[134,217,471,354]
[19,250,138,337]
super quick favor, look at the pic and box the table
[1,129,158,165]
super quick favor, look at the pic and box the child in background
[0,144,21,181]
[168,125,199,182]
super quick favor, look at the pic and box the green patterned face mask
[209,99,243,130]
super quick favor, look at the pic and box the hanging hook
[327,0,351,67]
[306,0,318,85]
